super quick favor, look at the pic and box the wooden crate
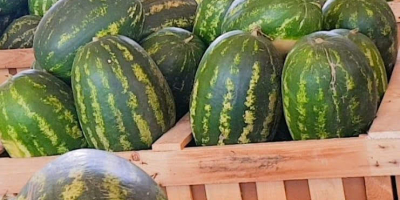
[1,3,400,200]
[0,48,34,84]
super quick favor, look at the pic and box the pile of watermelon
[0,0,398,154]
[0,0,397,198]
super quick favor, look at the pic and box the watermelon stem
[184,35,194,43]
[251,26,273,41]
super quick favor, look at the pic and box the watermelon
[0,8,29,36]
[331,29,388,101]
[282,31,378,140]
[33,0,145,83]
[190,30,283,146]
[193,0,234,45]
[0,0,28,15]
[322,0,398,77]
[17,149,167,200]
[0,70,86,158]
[31,60,43,70]
[28,0,59,16]
[141,0,197,38]
[72,35,175,152]
[141,27,206,120]
[222,0,323,55]
[0,15,41,49]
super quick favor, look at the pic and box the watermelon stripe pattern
[282,31,378,140]
[18,149,167,200]
[72,35,175,151]
[0,15,41,49]
[28,0,59,16]
[33,0,145,82]
[141,27,207,119]
[190,30,282,146]
[193,0,234,45]
[0,70,86,158]
[141,0,198,38]
[322,0,398,77]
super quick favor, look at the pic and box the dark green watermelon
[193,0,234,45]
[222,0,323,55]
[72,35,175,152]
[323,0,398,78]
[0,0,28,15]
[0,15,41,49]
[190,30,283,146]
[0,8,29,36]
[28,0,59,16]
[17,149,167,200]
[331,29,388,101]
[33,0,145,82]
[141,0,197,38]
[141,27,206,120]
[282,31,378,140]
[0,69,86,158]
[31,60,42,70]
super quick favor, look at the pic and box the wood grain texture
[309,178,346,200]
[152,113,192,151]
[365,176,394,200]
[369,30,400,139]
[166,186,193,200]
[1,138,400,194]
[396,176,400,198]
[0,49,34,69]
[343,177,367,200]
[0,69,11,84]
[285,180,311,200]
[205,184,242,200]
[256,181,287,200]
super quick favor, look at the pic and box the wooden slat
[396,176,400,198]
[240,183,257,200]
[1,138,400,193]
[0,69,10,84]
[369,51,400,139]
[389,2,400,23]
[0,49,34,69]
[16,68,29,73]
[166,186,193,200]
[343,177,367,200]
[256,181,287,200]
[205,184,242,200]
[309,178,346,200]
[365,176,394,200]
[152,113,192,151]
[285,180,311,200]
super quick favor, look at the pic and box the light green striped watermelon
[190,30,283,146]
[322,0,398,77]
[193,0,234,45]
[0,69,86,158]
[17,149,167,200]
[28,0,59,16]
[222,0,323,55]
[282,31,378,140]
[0,15,41,49]
[72,35,175,152]
[331,29,388,101]
[33,0,145,83]
[141,27,207,120]
[141,0,198,38]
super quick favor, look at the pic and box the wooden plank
[240,183,257,200]
[0,49,34,69]
[343,177,367,200]
[365,176,394,200]
[191,185,207,200]
[0,68,10,84]
[369,49,400,139]
[389,2,400,23]
[152,113,192,151]
[1,138,400,193]
[205,183,242,200]
[309,178,345,200]
[285,180,311,200]
[256,181,286,200]
[16,68,30,73]
[396,176,400,198]
[166,186,193,200]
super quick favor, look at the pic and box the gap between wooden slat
[256,181,286,200]
[240,183,257,200]
[205,183,242,200]
[285,180,311,200]
[343,177,367,200]
[166,186,193,200]
[365,176,393,200]
[309,178,345,200]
